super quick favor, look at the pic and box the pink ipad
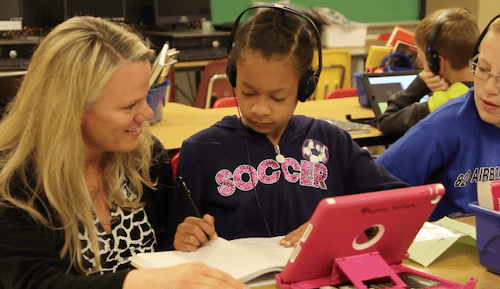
[275,184,477,289]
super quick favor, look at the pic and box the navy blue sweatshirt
[165,115,408,249]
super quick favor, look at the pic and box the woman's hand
[123,263,248,289]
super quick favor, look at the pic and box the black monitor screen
[65,0,126,22]
[0,73,24,120]
[154,0,211,26]
[21,0,65,28]
[0,0,21,21]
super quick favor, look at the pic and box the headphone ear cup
[426,45,440,74]
[297,69,317,102]
[226,60,237,87]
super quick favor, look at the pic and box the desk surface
[149,98,387,150]
[255,216,500,289]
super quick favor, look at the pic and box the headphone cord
[234,90,272,237]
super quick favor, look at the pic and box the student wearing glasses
[376,15,500,221]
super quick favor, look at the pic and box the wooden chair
[192,58,234,109]
[311,49,351,101]
[324,88,358,99]
[212,97,237,108]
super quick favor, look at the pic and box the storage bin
[468,202,500,275]
[321,25,367,48]
[353,72,369,107]
[146,79,170,124]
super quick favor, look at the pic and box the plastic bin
[468,202,500,275]
[146,79,170,124]
[353,72,369,107]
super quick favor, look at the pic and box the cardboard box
[469,202,500,275]
[321,25,367,48]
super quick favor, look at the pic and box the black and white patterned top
[79,191,156,273]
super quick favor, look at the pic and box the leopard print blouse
[79,196,156,273]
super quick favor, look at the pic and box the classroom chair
[212,97,237,108]
[324,88,357,99]
[171,151,180,178]
[311,49,351,101]
[192,58,234,109]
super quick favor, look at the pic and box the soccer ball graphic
[302,139,328,163]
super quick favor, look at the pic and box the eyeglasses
[469,54,500,88]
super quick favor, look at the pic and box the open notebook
[129,236,294,285]
[359,70,429,119]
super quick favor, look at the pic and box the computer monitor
[0,0,22,31]
[0,72,25,119]
[20,0,65,28]
[153,0,211,30]
[64,0,127,22]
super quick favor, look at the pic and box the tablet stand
[331,252,406,289]
[276,250,478,289]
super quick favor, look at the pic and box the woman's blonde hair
[0,16,156,273]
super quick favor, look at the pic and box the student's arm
[165,141,217,252]
[173,214,217,252]
[280,221,309,247]
[376,120,449,187]
[419,70,448,92]
[377,76,432,135]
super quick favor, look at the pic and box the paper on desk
[407,217,476,267]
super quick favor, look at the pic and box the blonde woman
[0,16,246,289]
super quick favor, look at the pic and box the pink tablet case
[275,183,477,289]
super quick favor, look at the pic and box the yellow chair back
[311,49,351,101]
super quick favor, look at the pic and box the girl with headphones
[377,15,500,222]
[167,5,409,252]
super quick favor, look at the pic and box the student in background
[167,6,409,252]
[376,15,500,221]
[377,7,479,136]
[0,16,246,289]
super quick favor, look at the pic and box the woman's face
[473,32,500,127]
[235,51,300,145]
[81,60,153,158]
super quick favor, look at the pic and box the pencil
[177,175,202,218]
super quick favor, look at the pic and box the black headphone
[473,14,500,57]
[226,4,322,102]
[426,8,453,74]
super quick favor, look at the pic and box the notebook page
[129,236,294,283]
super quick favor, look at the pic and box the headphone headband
[425,8,454,74]
[226,4,322,102]
[227,4,322,76]
[474,14,500,56]
[427,8,452,50]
